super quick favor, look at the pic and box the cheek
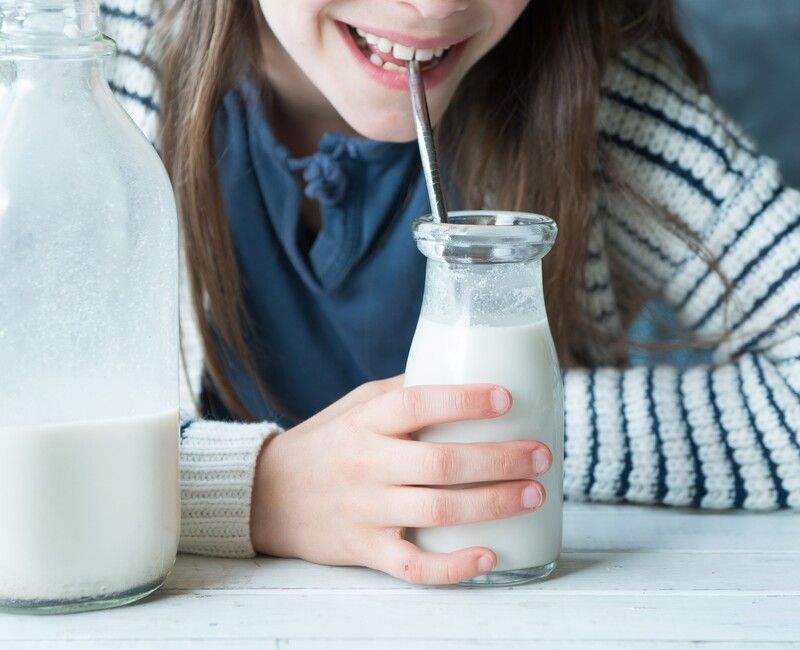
[257,0,329,52]
[487,0,529,43]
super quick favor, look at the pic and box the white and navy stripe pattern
[100,1,800,557]
[101,0,161,144]
[570,44,800,511]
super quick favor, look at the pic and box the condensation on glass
[0,0,180,613]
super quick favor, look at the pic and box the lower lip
[336,22,468,91]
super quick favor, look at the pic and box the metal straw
[407,60,448,223]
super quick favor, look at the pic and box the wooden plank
[164,551,800,592]
[1,592,798,642]
[5,644,273,650]
[2,505,797,646]
[560,504,800,553]
[6,641,795,650]
[278,639,797,650]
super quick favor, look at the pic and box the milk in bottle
[405,211,563,585]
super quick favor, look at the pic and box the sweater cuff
[563,368,595,502]
[178,418,283,558]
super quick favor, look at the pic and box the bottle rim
[0,0,114,60]
[411,210,558,264]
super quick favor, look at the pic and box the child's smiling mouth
[336,21,471,90]
[349,25,453,73]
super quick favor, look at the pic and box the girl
[101,0,800,584]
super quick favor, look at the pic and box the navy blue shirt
[211,78,433,426]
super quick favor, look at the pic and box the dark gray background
[678,0,800,185]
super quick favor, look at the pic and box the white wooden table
[2,503,798,649]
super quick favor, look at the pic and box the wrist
[249,430,286,556]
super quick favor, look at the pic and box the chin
[336,107,417,143]
[353,123,418,143]
[333,94,454,143]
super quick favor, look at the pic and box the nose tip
[405,0,469,20]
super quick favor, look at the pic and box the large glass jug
[405,211,563,586]
[0,0,179,613]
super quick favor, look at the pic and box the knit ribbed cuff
[563,368,595,502]
[178,419,283,558]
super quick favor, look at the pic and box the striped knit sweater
[100,0,800,558]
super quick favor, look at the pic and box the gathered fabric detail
[287,141,359,206]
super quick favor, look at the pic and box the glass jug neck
[420,258,547,327]
[0,0,114,60]
[412,211,556,327]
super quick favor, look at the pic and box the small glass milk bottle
[405,211,563,586]
[0,1,180,613]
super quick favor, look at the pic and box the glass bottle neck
[420,259,547,327]
[0,0,113,60]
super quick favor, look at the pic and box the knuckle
[424,493,453,527]
[444,561,460,585]
[485,487,513,519]
[400,387,426,421]
[447,389,474,415]
[426,447,455,483]
[490,449,517,478]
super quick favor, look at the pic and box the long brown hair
[157,1,709,421]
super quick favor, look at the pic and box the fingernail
[522,484,542,509]
[533,448,550,474]
[490,389,510,413]
[478,555,494,573]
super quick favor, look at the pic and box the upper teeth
[355,27,448,62]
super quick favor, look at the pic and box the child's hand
[249,376,552,585]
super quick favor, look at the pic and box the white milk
[405,318,564,572]
[0,410,180,605]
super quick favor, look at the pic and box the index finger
[346,384,511,437]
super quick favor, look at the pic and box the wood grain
[1,504,797,647]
